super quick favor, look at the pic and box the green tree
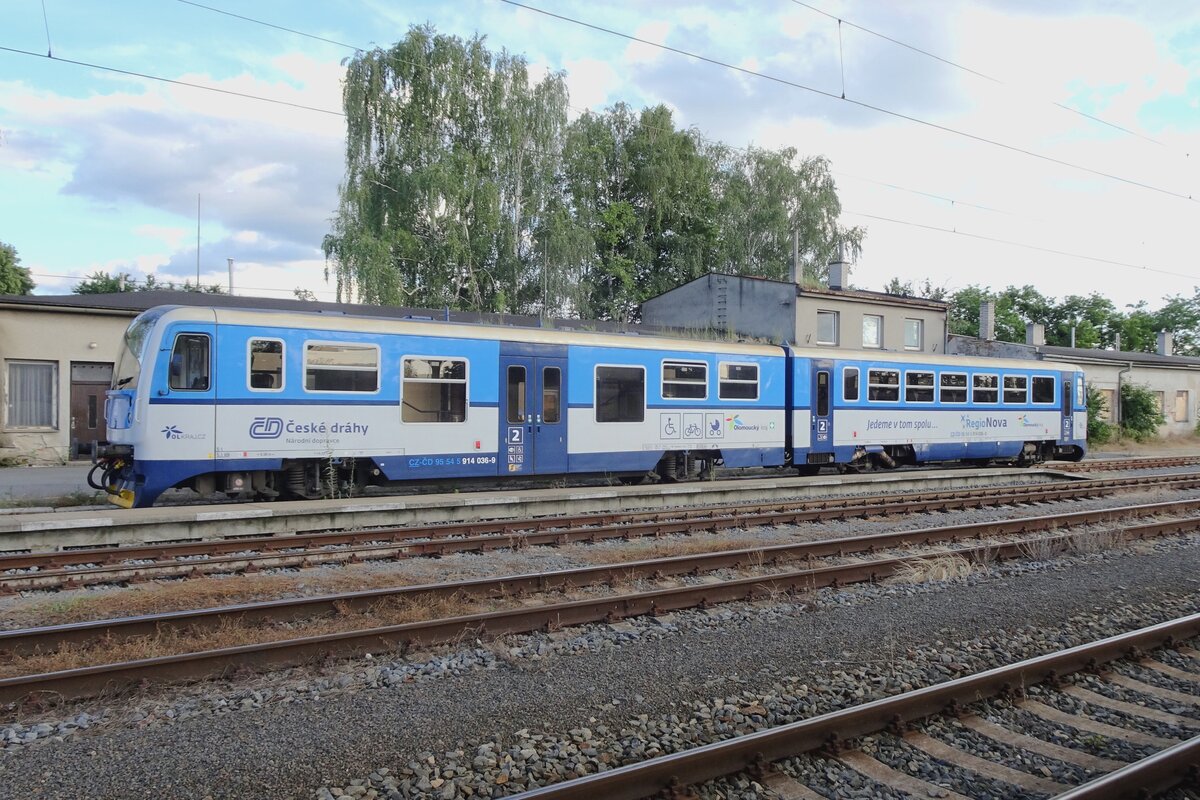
[324,26,571,312]
[1119,382,1164,441]
[74,271,136,293]
[1085,383,1112,444]
[0,241,34,295]
[883,277,947,301]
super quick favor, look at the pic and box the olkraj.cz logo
[161,425,206,441]
[249,416,284,439]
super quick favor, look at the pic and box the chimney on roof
[1114,332,1121,351]
[1158,330,1174,356]
[827,243,849,290]
[1025,323,1045,347]
[980,301,996,341]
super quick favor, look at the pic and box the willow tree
[323,26,574,311]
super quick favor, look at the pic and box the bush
[1085,383,1112,444]
[1120,382,1164,441]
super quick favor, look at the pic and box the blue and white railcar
[788,349,1087,470]
[98,306,787,507]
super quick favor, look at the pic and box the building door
[499,344,569,475]
[69,362,113,457]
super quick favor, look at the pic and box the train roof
[146,305,786,357]
[786,345,1084,372]
[140,305,1083,371]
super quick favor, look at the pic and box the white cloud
[563,57,620,111]
[623,21,672,65]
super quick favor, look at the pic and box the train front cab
[97,307,225,508]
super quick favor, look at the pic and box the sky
[1,0,1198,310]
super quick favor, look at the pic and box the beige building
[640,269,949,353]
[0,295,137,462]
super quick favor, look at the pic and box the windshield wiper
[115,376,133,387]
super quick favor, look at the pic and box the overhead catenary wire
[787,0,1171,149]
[9,1,1192,292]
[0,44,344,116]
[496,0,1195,204]
[167,0,1190,227]
[845,211,1200,282]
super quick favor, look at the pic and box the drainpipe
[1115,362,1133,431]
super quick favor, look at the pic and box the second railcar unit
[788,349,1087,471]
[98,306,788,507]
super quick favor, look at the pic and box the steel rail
[506,613,1200,800]
[5,472,1199,592]
[1059,455,1200,472]
[3,510,1199,704]
[5,496,1200,656]
[1049,734,1200,799]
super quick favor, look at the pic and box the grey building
[640,271,949,353]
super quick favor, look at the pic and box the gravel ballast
[0,532,1198,798]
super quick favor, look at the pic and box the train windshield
[112,308,165,390]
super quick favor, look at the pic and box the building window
[662,360,707,400]
[1153,391,1165,415]
[1003,375,1028,404]
[904,319,923,350]
[402,357,467,423]
[248,339,284,391]
[718,362,759,400]
[596,366,645,423]
[973,374,998,404]
[867,369,900,402]
[168,333,210,391]
[1099,388,1115,421]
[305,342,379,393]
[1175,391,1189,422]
[940,373,967,403]
[905,371,934,402]
[843,367,859,402]
[5,360,57,429]
[862,315,882,349]
[816,311,838,346]
[1031,376,1055,404]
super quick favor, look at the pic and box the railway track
[3,496,1200,705]
[1058,455,1200,472]
[5,471,1200,592]
[507,613,1200,800]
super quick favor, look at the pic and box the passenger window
[169,333,210,391]
[940,373,967,403]
[543,367,561,424]
[306,343,379,392]
[402,357,467,423]
[719,362,758,400]
[1032,376,1055,404]
[662,361,707,399]
[843,367,859,402]
[249,339,283,390]
[1004,375,1028,404]
[506,366,526,424]
[596,366,645,423]
[973,374,998,403]
[905,371,934,402]
[867,369,899,402]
